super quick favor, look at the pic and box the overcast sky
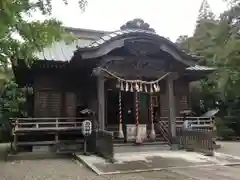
[35,0,227,41]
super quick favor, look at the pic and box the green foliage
[0,0,87,142]
[0,0,87,66]
[178,0,240,101]
[177,0,240,137]
[215,117,235,140]
[0,79,27,119]
[0,79,28,142]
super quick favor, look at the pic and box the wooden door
[122,92,135,124]
[65,92,76,117]
[139,93,149,124]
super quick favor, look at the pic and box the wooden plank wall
[160,79,191,117]
[33,72,97,118]
[34,75,63,117]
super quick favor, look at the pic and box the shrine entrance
[105,75,161,142]
[106,90,151,127]
[106,90,135,128]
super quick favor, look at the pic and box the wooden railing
[10,117,95,153]
[178,129,214,156]
[159,116,214,129]
[11,117,91,133]
[156,121,171,144]
[156,116,214,145]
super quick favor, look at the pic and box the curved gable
[75,29,198,66]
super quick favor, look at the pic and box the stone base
[170,144,179,150]
[126,124,147,141]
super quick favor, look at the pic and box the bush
[216,117,235,140]
[0,126,11,143]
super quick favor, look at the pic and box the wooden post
[97,75,105,130]
[13,132,17,153]
[55,118,59,143]
[13,119,18,153]
[135,91,142,144]
[166,74,177,147]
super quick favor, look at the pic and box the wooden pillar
[166,74,177,138]
[97,75,105,130]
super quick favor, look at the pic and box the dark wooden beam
[166,73,178,139]
[97,75,105,130]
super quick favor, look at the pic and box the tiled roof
[82,29,156,49]
[34,27,215,72]
[186,65,216,71]
[34,39,93,61]
[79,29,201,61]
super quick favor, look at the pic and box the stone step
[112,137,166,144]
[114,143,170,153]
[114,140,168,147]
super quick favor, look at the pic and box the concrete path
[172,165,240,180]
[171,141,240,180]
[75,150,240,175]
[0,157,194,180]
[216,141,240,157]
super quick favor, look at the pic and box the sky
[35,0,227,41]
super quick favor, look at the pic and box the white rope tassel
[135,82,139,92]
[125,82,129,91]
[120,81,124,91]
[139,82,143,92]
[156,83,160,92]
[153,83,157,92]
[150,84,153,93]
[130,83,133,92]
[144,84,148,92]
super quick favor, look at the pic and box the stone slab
[75,151,219,175]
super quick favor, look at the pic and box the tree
[178,0,240,100]
[0,0,87,67]
[177,0,240,137]
[0,0,87,141]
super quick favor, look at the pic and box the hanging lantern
[130,82,134,92]
[139,82,143,92]
[120,81,124,91]
[125,82,129,91]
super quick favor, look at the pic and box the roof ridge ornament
[120,18,156,33]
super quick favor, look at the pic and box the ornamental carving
[120,19,155,32]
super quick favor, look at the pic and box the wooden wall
[34,75,63,117]
[160,78,191,117]
[33,70,97,118]
[32,70,190,119]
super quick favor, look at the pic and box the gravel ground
[0,157,194,180]
[216,141,240,157]
[1,141,240,180]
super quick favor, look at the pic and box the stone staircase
[107,125,170,153]
[113,141,170,153]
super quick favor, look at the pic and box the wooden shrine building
[12,19,215,152]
